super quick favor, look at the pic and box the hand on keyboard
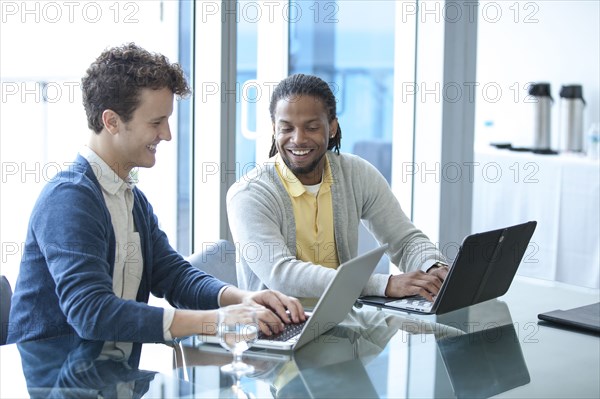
[258,319,308,341]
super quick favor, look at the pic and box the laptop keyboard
[258,320,307,342]
[405,295,432,306]
[388,295,434,311]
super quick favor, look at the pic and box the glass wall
[233,0,396,182]
[289,0,395,180]
[236,0,259,174]
[176,1,195,256]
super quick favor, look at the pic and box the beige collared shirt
[80,147,174,361]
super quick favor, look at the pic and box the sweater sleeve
[355,158,447,280]
[227,180,340,298]
[135,189,227,310]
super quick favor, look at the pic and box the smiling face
[273,95,338,185]
[106,87,174,179]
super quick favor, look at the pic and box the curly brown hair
[81,43,191,133]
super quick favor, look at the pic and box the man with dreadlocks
[227,74,449,300]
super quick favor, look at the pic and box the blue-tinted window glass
[236,3,259,173]
[177,0,194,255]
[289,0,395,182]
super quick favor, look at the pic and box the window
[0,1,183,285]
[290,0,396,182]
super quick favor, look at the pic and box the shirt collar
[79,146,136,195]
[274,153,332,198]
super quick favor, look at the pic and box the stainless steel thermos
[559,85,586,152]
[529,83,553,150]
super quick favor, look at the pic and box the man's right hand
[384,271,445,301]
[240,290,306,336]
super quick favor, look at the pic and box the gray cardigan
[226,152,445,297]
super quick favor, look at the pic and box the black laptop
[358,221,537,315]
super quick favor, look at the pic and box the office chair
[1,275,13,345]
[186,240,238,286]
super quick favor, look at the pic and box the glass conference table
[1,276,598,398]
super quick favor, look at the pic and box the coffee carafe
[559,85,586,152]
[529,83,553,150]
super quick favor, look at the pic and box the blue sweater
[8,155,226,352]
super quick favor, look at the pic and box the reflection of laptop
[437,323,531,397]
[290,324,380,398]
[198,244,388,351]
[359,221,537,315]
[294,358,379,399]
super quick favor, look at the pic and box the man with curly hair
[7,44,304,364]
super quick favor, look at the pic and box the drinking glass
[217,305,259,374]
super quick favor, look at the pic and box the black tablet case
[538,302,600,333]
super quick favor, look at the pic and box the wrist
[427,262,448,273]
[219,286,246,307]
[384,274,394,297]
[170,309,219,338]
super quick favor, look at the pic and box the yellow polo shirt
[274,153,339,269]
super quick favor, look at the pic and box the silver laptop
[198,244,388,351]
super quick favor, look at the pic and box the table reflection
[437,322,530,398]
[12,301,532,399]
[17,335,156,398]
[278,310,398,398]
[433,299,531,398]
[177,308,404,398]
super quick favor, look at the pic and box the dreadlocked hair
[268,74,342,157]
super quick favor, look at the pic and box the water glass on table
[217,305,259,375]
